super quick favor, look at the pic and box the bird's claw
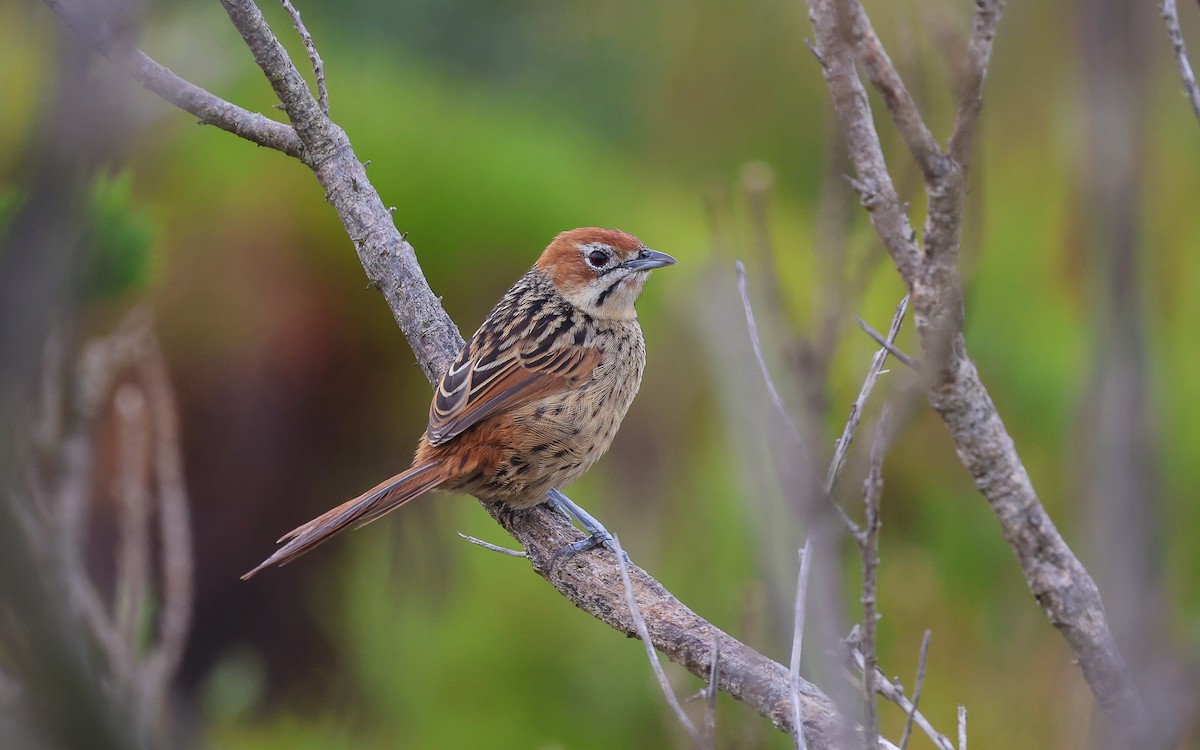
[551,530,608,563]
[550,530,632,567]
[545,488,631,565]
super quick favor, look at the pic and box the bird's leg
[547,488,625,561]
[549,492,577,525]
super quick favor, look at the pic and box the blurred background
[2,0,1199,747]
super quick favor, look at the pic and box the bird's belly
[468,372,638,508]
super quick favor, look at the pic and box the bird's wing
[426,325,600,446]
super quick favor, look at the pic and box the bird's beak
[620,248,677,271]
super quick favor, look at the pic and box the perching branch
[807,0,1147,732]
[39,0,863,745]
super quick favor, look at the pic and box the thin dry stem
[704,636,720,748]
[957,706,966,750]
[735,260,804,447]
[846,646,954,750]
[838,0,950,184]
[456,532,527,557]
[279,0,329,115]
[948,0,1006,168]
[807,1,923,281]
[613,535,701,744]
[898,630,932,750]
[737,259,861,536]
[1161,0,1200,124]
[824,297,907,495]
[857,407,890,750]
[790,541,814,750]
[853,316,921,372]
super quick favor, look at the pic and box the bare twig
[957,706,966,750]
[789,541,814,750]
[736,260,804,447]
[613,535,700,744]
[279,0,329,115]
[898,630,932,750]
[845,646,954,750]
[926,0,1003,297]
[737,259,863,539]
[853,316,921,372]
[456,532,527,557]
[704,636,720,748]
[219,0,325,143]
[837,0,950,184]
[1161,0,1200,124]
[131,50,304,156]
[857,407,890,750]
[216,0,462,384]
[42,0,303,156]
[824,297,906,495]
[806,2,923,282]
[948,0,1006,167]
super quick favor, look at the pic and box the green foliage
[82,172,158,300]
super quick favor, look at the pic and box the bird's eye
[586,249,609,268]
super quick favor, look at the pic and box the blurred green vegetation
[4,0,1200,747]
[83,172,159,299]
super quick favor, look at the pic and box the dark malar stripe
[594,277,623,307]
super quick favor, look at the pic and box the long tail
[242,462,446,579]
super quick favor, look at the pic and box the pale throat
[588,273,646,320]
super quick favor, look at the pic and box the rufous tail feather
[241,463,446,579]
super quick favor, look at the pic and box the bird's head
[535,227,676,320]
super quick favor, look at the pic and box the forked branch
[807,0,1146,732]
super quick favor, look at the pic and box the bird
[242,227,676,578]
